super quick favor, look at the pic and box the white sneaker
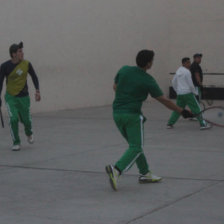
[27,135,34,144]
[189,117,197,121]
[167,124,174,129]
[105,165,119,191]
[200,123,212,130]
[12,144,21,151]
[139,171,162,183]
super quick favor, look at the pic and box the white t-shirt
[172,66,198,95]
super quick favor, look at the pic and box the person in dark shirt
[190,53,203,101]
[0,42,41,151]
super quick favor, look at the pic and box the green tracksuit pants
[113,113,149,175]
[5,92,32,145]
[167,93,205,126]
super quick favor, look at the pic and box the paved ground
[0,100,224,224]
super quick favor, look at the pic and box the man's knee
[129,145,142,153]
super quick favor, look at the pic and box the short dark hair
[182,57,190,64]
[136,50,154,68]
[193,53,202,59]
[9,42,23,58]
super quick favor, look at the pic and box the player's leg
[5,93,21,149]
[17,96,33,136]
[134,115,149,175]
[113,114,128,141]
[114,114,145,173]
[114,114,162,182]
[197,87,205,109]
[105,113,128,190]
[134,117,162,183]
[186,93,208,128]
[136,153,162,183]
[167,95,186,127]
[195,87,200,102]
[106,113,143,190]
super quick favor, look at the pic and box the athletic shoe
[12,144,21,151]
[189,117,197,121]
[200,123,212,130]
[27,135,34,144]
[139,171,162,183]
[105,165,119,191]
[166,124,174,129]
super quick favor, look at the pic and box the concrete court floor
[0,100,224,224]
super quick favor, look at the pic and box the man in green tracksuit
[105,50,193,191]
[0,42,41,151]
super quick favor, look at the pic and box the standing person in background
[105,50,193,191]
[190,53,203,101]
[0,42,41,151]
[167,57,211,130]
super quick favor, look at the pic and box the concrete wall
[0,0,223,112]
[167,0,224,86]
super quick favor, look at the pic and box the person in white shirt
[167,57,211,130]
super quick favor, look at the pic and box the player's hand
[35,90,41,102]
[181,109,193,118]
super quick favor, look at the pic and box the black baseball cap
[9,41,23,57]
[193,53,203,58]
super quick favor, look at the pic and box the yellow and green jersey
[0,60,39,97]
[113,66,163,114]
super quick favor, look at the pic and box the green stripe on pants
[167,93,205,126]
[113,113,149,175]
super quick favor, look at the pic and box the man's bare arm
[113,83,117,91]
[155,95,183,113]
[195,72,202,86]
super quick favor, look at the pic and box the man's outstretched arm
[156,95,192,118]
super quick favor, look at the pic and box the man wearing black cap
[190,53,203,101]
[0,42,41,151]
